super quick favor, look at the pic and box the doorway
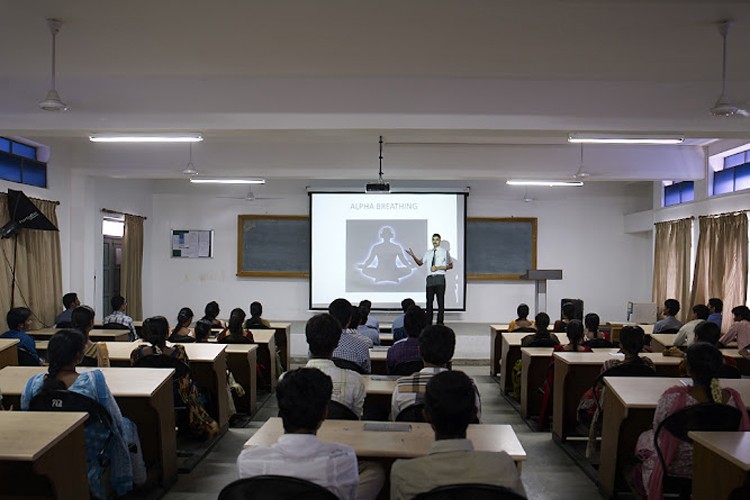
[102,217,124,317]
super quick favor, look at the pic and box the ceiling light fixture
[189,177,265,185]
[38,18,68,112]
[89,134,203,143]
[507,179,584,187]
[568,133,684,145]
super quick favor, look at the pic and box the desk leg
[0,346,18,369]
[521,355,547,419]
[227,350,258,415]
[553,363,600,441]
[274,327,290,372]
[267,338,278,391]
[191,357,230,428]
[491,329,501,376]
[33,421,90,499]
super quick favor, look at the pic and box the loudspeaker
[561,298,584,320]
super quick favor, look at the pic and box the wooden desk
[598,377,750,497]
[224,344,258,416]
[362,375,398,418]
[29,328,131,342]
[93,320,143,336]
[0,366,177,488]
[0,411,89,499]
[269,322,291,372]
[551,352,682,442]
[490,324,510,376]
[380,322,392,334]
[370,348,388,375]
[249,330,278,390]
[379,333,394,346]
[0,338,19,369]
[690,431,750,500]
[498,333,525,395]
[519,347,553,418]
[245,417,526,466]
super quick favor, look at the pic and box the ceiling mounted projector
[366,136,390,193]
[38,18,67,112]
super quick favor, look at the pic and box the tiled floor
[162,365,605,499]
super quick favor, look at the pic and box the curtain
[121,215,144,320]
[0,194,62,329]
[690,213,748,332]
[652,218,692,323]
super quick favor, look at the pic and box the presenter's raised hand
[407,248,416,258]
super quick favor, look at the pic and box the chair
[717,363,741,379]
[593,359,657,411]
[332,358,367,374]
[17,346,41,366]
[659,328,680,334]
[29,389,114,466]
[413,483,526,500]
[218,475,338,500]
[102,322,135,340]
[391,359,424,376]
[654,403,743,499]
[133,354,193,429]
[326,400,359,420]
[395,403,426,422]
[55,321,73,328]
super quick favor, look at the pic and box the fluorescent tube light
[190,177,265,185]
[568,133,684,145]
[89,134,203,143]
[506,180,584,187]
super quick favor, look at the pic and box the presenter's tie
[431,249,436,267]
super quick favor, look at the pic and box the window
[102,218,125,237]
[0,137,47,188]
[663,181,694,207]
[712,149,750,196]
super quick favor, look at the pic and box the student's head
[424,370,476,439]
[175,307,194,329]
[328,298,352,329]
[41,329,86,395]
[350,305,362,328]
[708,298,723,314]
[534,312,550,334]
[62,292,79,310]
[305,313,341,358]
[694,321,721,346]
[584,313,600,334]
[143,316,169,348]
[432,233,441,247]
[731,305,750,321]
[228,308,246,336]
[692,304,710,321]
[357,305,370,326]
[619,325,645,355]
[418,325,455,366]
[664,299,680,317]
[194,319,213,342]
[404,305,428,339]
[566,319,584,348]
[71,306,95,337]
[516,303,529,320]
[359,300,372,317]
[561,302,575,321]
[686,343,723,391]
[249,301,263,318]
[401,298,416,313]
[277,368,333,434]
[6,307,32,331]
[204,301,220,320]
[111,295,126,312]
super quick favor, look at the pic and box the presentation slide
[310,192,467,310]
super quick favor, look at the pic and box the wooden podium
[521,269,562,314]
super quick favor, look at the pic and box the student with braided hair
[21,329,145,499]
[632,343,750,499]
[217,308,254,343]
[71,305,110,367]
[169,307,196,343]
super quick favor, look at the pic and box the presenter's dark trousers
[426,275,446,325]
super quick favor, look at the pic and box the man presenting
[407,233,452,325]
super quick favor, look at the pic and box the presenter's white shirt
[422,247,451,276]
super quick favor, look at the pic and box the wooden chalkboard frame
[237,215,310,278]
[466,217,537,281]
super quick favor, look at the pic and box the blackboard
[237,215,309,277]
[466,217,537,280]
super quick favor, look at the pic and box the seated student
[71,305,110,367]
[359,299,379,331]
[130,316,219,438]
[720,305,750,350]
[653,298,683,333]
[169,307,195,343]
[329,298,372,373]
[520,312,560,347]
[356,305,380,346]
[244,301,271,329]
[304,313,365,418]
[1,307,41,365]
[54,292,80,326]
[218,308,254,344]
[102,295,137,340]
[387,305,427,374]
[667,321,739,375]
[582,313,613,348]
[508,303,534,332]
[553,302,576,333]
[391,324,482,421]
[22,330,146,499]
[707,297,723,329]
[237,368,384,500]
[392,298,415,341]
[554,320,591,353]
[632,343,750,499]
[201,300,225,328]
[390,371,526,500]
[193,319,213,343]
[673,304,709,347]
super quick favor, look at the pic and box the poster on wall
[171,229,213,258]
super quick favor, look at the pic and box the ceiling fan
[38,18,68,112]
[216,187,281,201]
[573,144,592,180]
[711,20,749,118]
[181,143,198,176]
